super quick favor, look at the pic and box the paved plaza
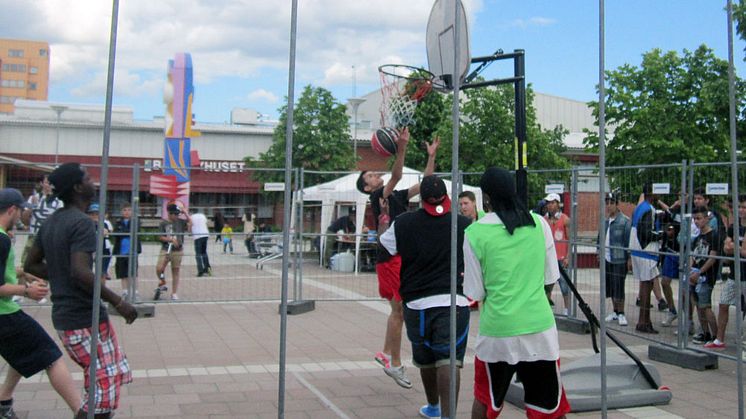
[3,241,745,418]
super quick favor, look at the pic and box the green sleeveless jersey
[465,213,554,337]
[0,227,21,315]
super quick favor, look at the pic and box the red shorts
[58,320,132,414]
[376,254,402,301]
[474,356,570,419]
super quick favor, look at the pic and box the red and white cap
[420,175,451,216]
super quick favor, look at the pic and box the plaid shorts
[58,320,132,414]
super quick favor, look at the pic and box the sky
[1,0,744,124]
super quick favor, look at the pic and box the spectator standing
[689,206,723,345]
[213,211,225,243]
[458,191,485,222]
[21,174,63,264]
[85,203,113,282]
[0,188,81,418]
[154,203,191,301]
[24,163,137,419]
[378,175,471,419]
[543,193,572,316]
[242,211,256,255]
[659,222,681,327]
[190,209,211,276]
[630,183,662,334]
[221,224,234,253]
[112,203,141,300]
[601,193,631,326]
[323,207,356,268]
[464,168,570,419]
[706,195,746,349]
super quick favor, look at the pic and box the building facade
[0,39,50,114]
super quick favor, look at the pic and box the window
[39,49,47,57]
[0,80,25,88]
[1,64,27,73]
[29,66,38,75]
[8,49,23,58]
[29,82,36,90]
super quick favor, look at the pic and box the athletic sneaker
[692,333,712,345]
[604,313,618,322]
[374,352,391,369]
[153,285,168,301]
[562,308,570,316]
[171,293,179,301]
[658,299,668,312]
[0,405,18,419]
[384,365,412,389]
[419,404,441,418]
[661,312,677,327]
[704,340,726,350]
[617,314,628,326]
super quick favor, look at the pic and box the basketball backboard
[426,0,470,91]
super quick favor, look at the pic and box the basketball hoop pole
[460,49,528,206]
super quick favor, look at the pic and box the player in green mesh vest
[464,168,570,419]
[0,188,80,418]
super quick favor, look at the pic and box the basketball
[371,127,398,157]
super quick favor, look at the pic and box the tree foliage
[246,85,355,183]
[584,45,745,168]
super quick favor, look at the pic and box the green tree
[584,45,744,167]
[246,85,355,183]
[432,82,570,194]
[734,1,746,60]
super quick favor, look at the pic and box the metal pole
[597,0,608,415]
[299,168,305,301]
[514,50,528,207]
[348,98,364,166]
[278,0,298,417]
[128,164,140,302]
[87,0,119,417]
[569,168,578,318]
[449,1,461,417]
[50,105,67,166]
[676,160,688,349]
[293,167,300,302]
[725,3,744,417]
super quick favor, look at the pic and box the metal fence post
[293,167,301,302]
[570,167,579,318]
[127,164,140,302]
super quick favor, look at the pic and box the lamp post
[50,105,68,166]
[347,98,365,167]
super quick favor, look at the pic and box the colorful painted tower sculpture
[149,53,200,215]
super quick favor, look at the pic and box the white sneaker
[604,313,618,322]
[617,314,628,326]
[661,312,677,327]
[562,308,570,316]
[171,293,179,301]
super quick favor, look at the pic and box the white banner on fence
[706,183,729,195]
[544,184,565,194]
[652,183,670,194]
[264,182,286,191]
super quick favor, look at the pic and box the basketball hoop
[378,64,435,129]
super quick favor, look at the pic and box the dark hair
[642,182,652,196]
[458,191,476,202]
[693,188,707,198]
[356,171,370,195]
[692,205,709,216]
[740,194,746,203]
[121,202,132,209]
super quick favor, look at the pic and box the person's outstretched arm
[408,136,440,199]
[383,127,410,199]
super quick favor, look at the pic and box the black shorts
[115,256,136,279]
[403,305,469,368]
[604,261,627,300]
[0,310,62,378]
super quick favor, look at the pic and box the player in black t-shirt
[355,127,440,389]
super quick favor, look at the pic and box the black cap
[420,175,451,216]
[604,192,618,203]
[167,203,180,214]
[48,163,85,198]
[0,188,31,210]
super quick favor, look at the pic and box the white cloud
[506,16,557,29]
[247,88,279,103]
[2,0,483,107]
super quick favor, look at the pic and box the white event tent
[296,167,483,272]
